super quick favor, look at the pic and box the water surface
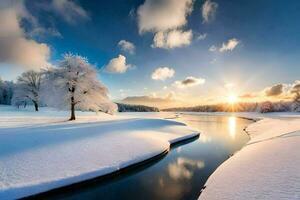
[38,114,252,200]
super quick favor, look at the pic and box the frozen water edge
[199,113,300,200]
[0,106,199,200]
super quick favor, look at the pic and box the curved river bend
[34,114,252,200]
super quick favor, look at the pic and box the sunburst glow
[227,94,238,104]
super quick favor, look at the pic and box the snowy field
[0,106,198,199]
[199,113,300,200]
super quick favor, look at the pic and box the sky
[0,0,300,108]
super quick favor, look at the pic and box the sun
[227,94,238,104]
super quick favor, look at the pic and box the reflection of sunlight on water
[199,134,211,143]
[159,177,164,187]
[168,157,205,180]
[228,116,236,139]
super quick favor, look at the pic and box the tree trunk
[69,86,76,120]
[33,101,39,111]
[70,103,75,120]
[70,96,76,120]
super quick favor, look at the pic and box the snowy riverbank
[0,106,198,199]
[199,114,300,200]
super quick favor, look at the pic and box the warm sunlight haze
[227,94,238,104]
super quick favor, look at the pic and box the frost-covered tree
[260,101,274,113]
[43,54,117,120]
[291,87,300,112]
[288,81,300,111]
[12,70,42,111]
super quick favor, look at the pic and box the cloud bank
[239,81,300,101]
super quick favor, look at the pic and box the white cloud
[151,67,175,81]
[209,45,217,52]
[219,38,240,52]
[0,2,51,70]
[202,0,218,23]
[137,0,194,49]
[152,29,193,49]
[173,76,206,88]
[118,40,135,54]
[104,54,132,73]
[197,33,207,40]
[51,0,90,24]
[137,0,193,33]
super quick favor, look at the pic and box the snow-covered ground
[0,106,198,199]
[199,114,300,200]
[2,106,300,200]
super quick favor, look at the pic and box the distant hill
[120,95,182,109]
[116,103,159,112]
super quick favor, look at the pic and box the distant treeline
[0,80,14,105]
[117,103,159,112]
[163,101,299,113]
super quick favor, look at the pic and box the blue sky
[1,0,300,107]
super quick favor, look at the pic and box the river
[36,113,252,200]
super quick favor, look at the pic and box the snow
[0,106,198,199]
[199,114,300,200]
